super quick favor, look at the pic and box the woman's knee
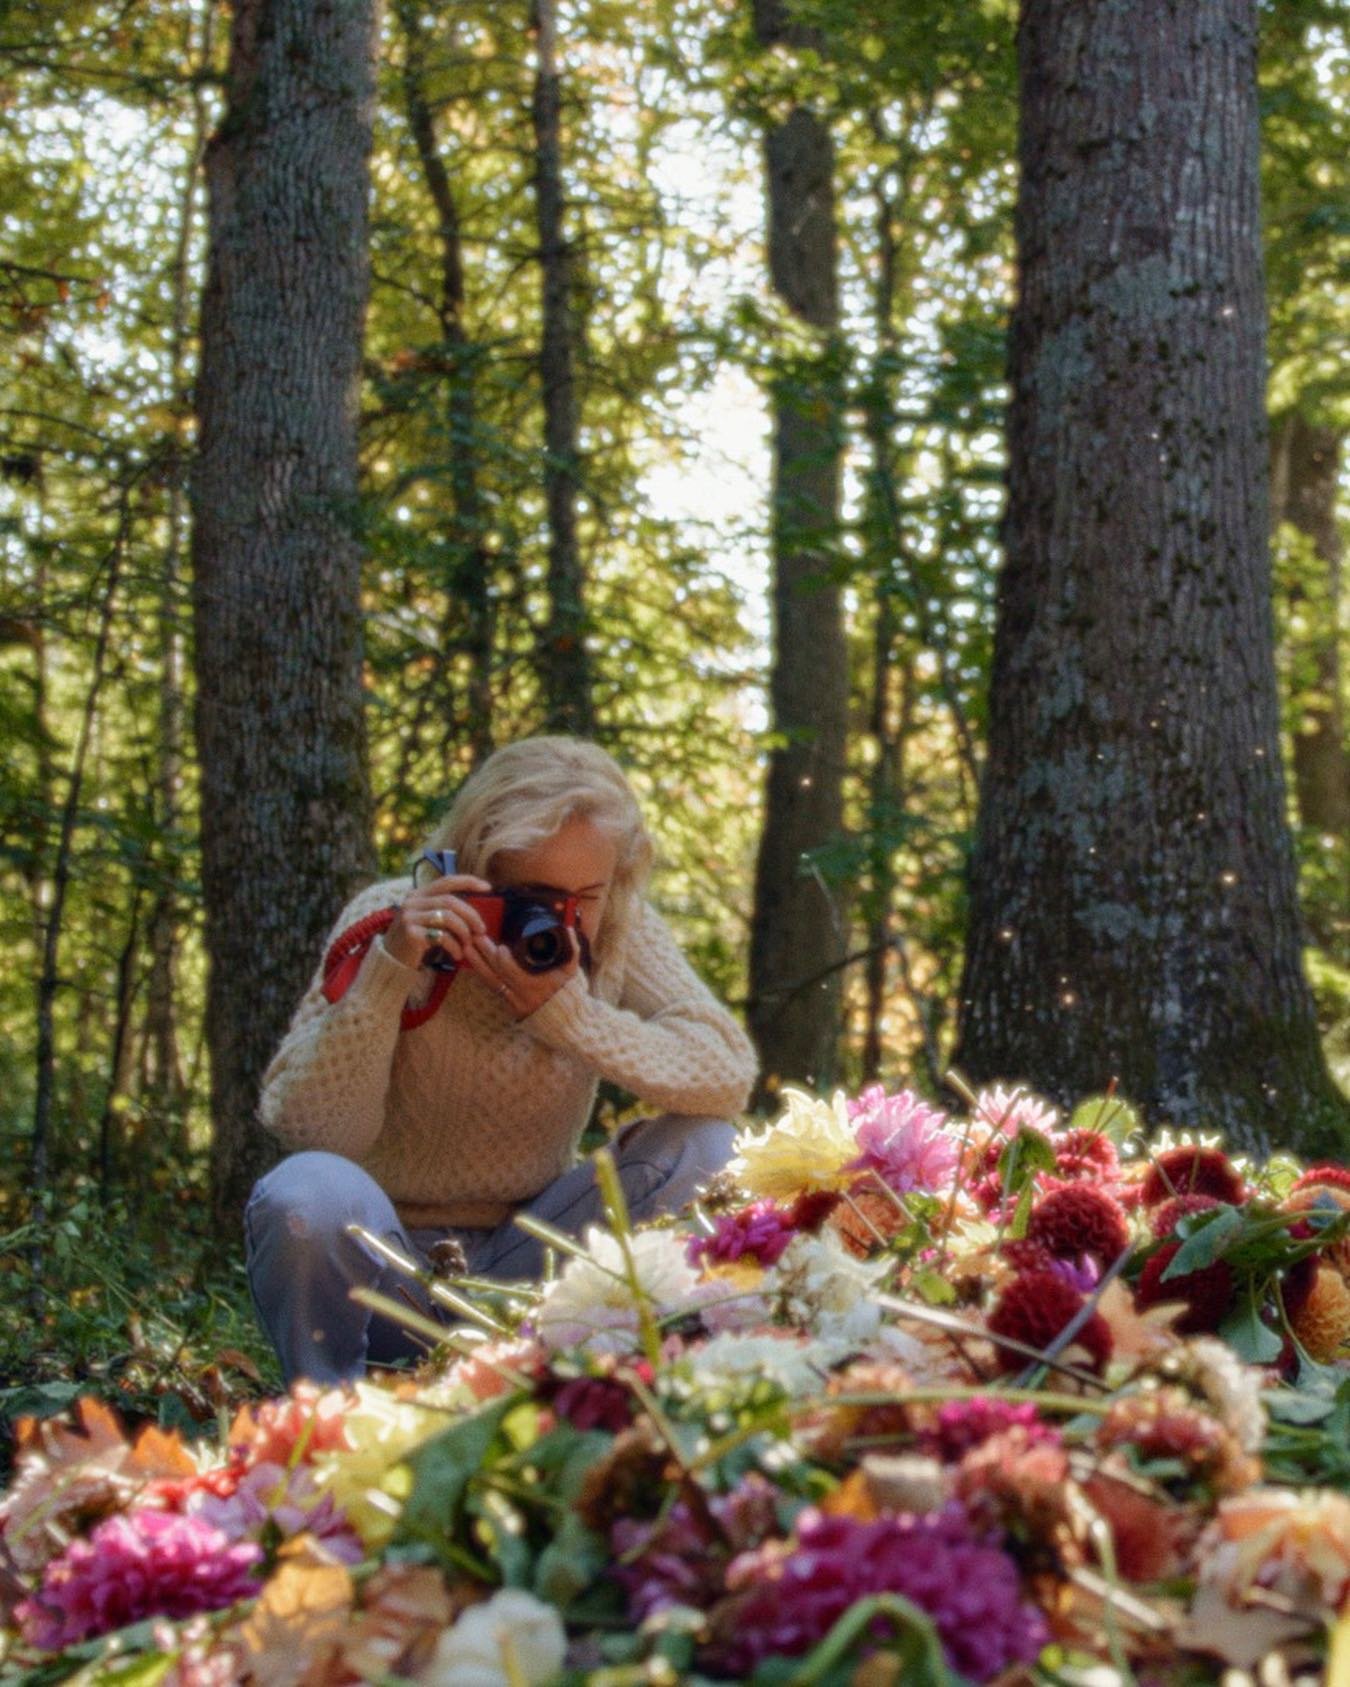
[616,1114,737,1208]
[246,1151,396,1248]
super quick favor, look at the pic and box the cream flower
[767,1229,888,1349]
[311,1382,447,1549]
[729,1087,858,1201]
[685,1330,836,1398]
[534,1226,699,1356]
[420,1588,566,1686]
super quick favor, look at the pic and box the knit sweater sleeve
[257,881,422,1160]
[521,900,757,1118]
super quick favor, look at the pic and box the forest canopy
[1,0,1347,1247]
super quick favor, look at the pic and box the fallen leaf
[233,1551,354,1687]
[1175,1584,1314,1667]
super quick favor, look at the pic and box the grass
[0,1165,281,1474]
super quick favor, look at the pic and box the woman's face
[492,814,619,947]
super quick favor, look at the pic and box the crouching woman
[245,736,756,1385]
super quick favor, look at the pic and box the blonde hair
[424,737,654,979]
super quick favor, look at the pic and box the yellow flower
[311,1382,447,1550]
[730,1087,858,1201]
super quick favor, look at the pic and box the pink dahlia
[713,1505,1046,1683]
[921,1397,1062,1463]
[688,1201,797,1267]
[17,1509,263,1651]
[847,1086,959,1196]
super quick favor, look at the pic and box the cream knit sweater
[259,878,758,1229]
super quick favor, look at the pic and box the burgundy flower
[1135,1242,1236,1334]
[1140,1147,1245,1209]
[1026,1185,1130,1265]
[711,1505,1047,1683]
[1150,1193,1221,1239]
[986,1269,1113,1373]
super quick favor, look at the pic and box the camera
[414,848,582,975]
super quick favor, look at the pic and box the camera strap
[321,907,452,1030]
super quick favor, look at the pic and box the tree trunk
[531,0,593,736]
[745,0,849,1105]
[1271,412,1350,840]
[144,0,214,1133]
[397,0,495,766]
[957,0,1347,1157]
[193,0,378,1232]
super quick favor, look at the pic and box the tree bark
[745,0,849,1104]
[531,0,593,736]
[742,62,850,1106]
[397,0,495,766]
[144,0,214,1132]
[193,0,378,1232]
[957,0,1347,1156]
[1270,412,1350,840]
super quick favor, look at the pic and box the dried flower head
[1096,1387,1258,1495]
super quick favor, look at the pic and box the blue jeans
[244,1114,735,1386]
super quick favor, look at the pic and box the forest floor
[0,1169,278,1474]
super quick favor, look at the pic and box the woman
[246,737,756,1385]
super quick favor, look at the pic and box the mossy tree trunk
[956,0,1348,1157]
[193,0,378,1232]
[745,0,849,1106]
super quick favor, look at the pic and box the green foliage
[0,1169,279,1471]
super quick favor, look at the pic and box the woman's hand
[384,872,493,971]
[462,927,581,1018]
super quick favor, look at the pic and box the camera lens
[519,925,567,971]
[503,899,569,973]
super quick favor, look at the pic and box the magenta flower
[714,1505,1047,1683]
[847,1086,959,1196]
[921,1398,1063,1462]
[16,1509,263,1651]
[687,1201,797,1267]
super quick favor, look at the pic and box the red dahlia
[1290,1164,1350,1196]
[986,1269,1113,1374]
[1135,1242,1235,1334]
[1053,1128,1121,1179]
[1140,1146,1245,1209]
[1027,1185,1130,1264]
[1150,1193,1220,1240]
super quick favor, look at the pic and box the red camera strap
[321,907,451,1030]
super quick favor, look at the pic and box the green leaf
[396,1396,517,1560]
[1068,1094,1143,1145]
[1219,1292,1283,1365]
[533,1511,609,1609]
[1161,1205,1243,1280]
[911,1268,957,1306]
[1264,1386,1336,1426]
[996,1126,1057,1196]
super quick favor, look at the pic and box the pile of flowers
[3,1079,1349,1684]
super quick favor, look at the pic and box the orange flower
[1288,1265,1350,1363]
